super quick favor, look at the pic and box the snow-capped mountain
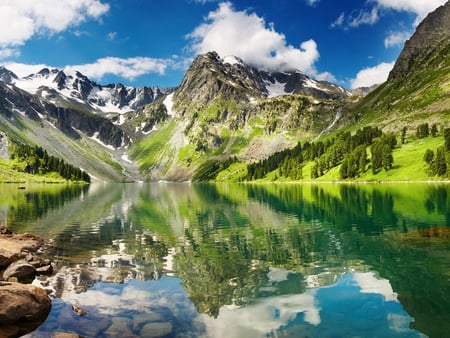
[2,67,169,114]
[215,52,352,100]
[174,51,351,111]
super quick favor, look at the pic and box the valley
[0,2,449,183]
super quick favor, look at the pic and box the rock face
[0,81,129,148]
[174,51,350,113]
[174,52,266,111]
[388,1,450,81]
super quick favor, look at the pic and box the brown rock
[0,234,44,267]
[36,264,53,275]
[0,324,20,338]
[52,333,82,338]
[2,259,36,283]
[0,281,51,324]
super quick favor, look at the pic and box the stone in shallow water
[132,311,164,330]
[0,234,44,267]
[103,316,138,338]
[2,259,36,283]
[52,333,82,338]
[140,322,173,338]
[56,304,111,337]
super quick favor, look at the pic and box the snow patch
[90,132,116,150]
[304,78,330,92]
[222,55,243,66]
[265,79,289,98]
[163,93,175,117]
[121,154,132,164]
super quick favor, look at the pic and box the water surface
[1,183,449,337]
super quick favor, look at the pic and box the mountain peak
[388,1,450,81]
[0,66,18,83]
[9,68,167,114]
[174,51,350,111]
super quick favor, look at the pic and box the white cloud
[330,13,345,28]
[306,0,320,7]
[107,32,117,41]
[64,57,173,81]
[384,31,411,48]
[187,2,323,76]
[5,56,174,82]
[350,61,395,89]
[3,62,51,77]
[349,7,379,27]
[316,71,337,83]
[375,0,447,24]
[0,0,109,47]
[0,48,20,60]
[331,0,446,30]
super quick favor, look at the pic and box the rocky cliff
[388,1,450,81]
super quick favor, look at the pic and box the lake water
[1,182,449,338]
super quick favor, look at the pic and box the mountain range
[0,1,449,182]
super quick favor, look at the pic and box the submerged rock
[140,322,173,338]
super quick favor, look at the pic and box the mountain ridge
[0,2,449,183]
[1,66,172,115]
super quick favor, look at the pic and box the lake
[1,182,449,338]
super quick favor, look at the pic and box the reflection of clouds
[201,270,417,338]
[353,271,398,302]
[202,289,321,337]
[267,267,292,283]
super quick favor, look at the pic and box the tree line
[246,126,395,180]
[422,125,450,178]
[11,143,90,182]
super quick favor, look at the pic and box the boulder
[0,281,51,324]
[0,234,44,267]
[2,259,36,283]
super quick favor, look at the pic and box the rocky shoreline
[0,228,53,338]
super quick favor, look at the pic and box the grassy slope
[241,136,446,183]
[0,158,68,183]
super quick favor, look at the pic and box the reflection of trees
[174,183,449,337]
[7,185,89,231]
[424,185,450,226]
[174,205,342,318]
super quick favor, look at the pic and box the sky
[0,0,447,90]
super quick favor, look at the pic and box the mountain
[131,51,353,181]
[6,67,169,114]
[353,1,450,130]
[131,3,450,182]
[388,1,450,82]
[2,3,449,183]
[173,51,350,113]
[0,66,18,83]
[0,80,140,182]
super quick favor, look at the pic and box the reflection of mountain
[159,183,449,337]
[4,182,449,337]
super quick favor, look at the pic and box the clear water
[1,182,449,338]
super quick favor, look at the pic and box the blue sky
[0,0,446,89]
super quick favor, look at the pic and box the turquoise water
[1,183,449,337]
